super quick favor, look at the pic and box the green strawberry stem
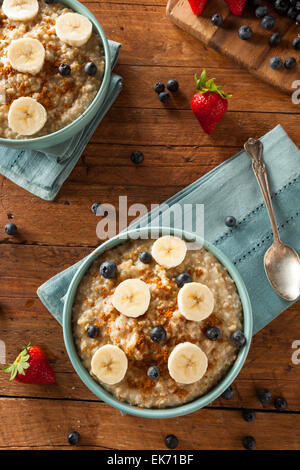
[3,343,31,381]
[194,70,232,99]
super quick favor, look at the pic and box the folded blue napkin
[37,125,300,334]
[0,41,122,201]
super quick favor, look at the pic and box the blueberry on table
[158,91,170,103]
[225,215,237,227]
[91,202,101,214]
[84,62,97,76]
[67,431,80,445]
[292,37,300,50]
[5,223,18,235]
[242,409,256,422]
[287,7,297,19]
[257,388,273,404]
[131,150,144,164]
[154,81,165,94]
[206,326,221,341]
[165,434,178,449]
[86,325,100,338]
[238,25,253,40]
[274,0,290,15]
[176,272,192,288]
[255,5,268,17]
[211,13,223,26]
[274,396,287,410]
[270,56,283,70]
[150,326,166,343]
[285,57,297,70]
[147,366,160,380]
[231,330,246,347]
[139,251,152,264]
[100,261,117,279]
[167,79,179,92]
[221,385,235,400]
[269,32,282,46]
[58,63,71,76]
[261,15,275,30]
[243,436,256,450]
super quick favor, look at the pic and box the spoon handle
[244,138,281,243]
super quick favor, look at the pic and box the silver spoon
[244,137,300,301]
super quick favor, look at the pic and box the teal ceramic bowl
[63,227,252,418]
[0,0,111,149]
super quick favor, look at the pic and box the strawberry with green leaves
[3,344,56,384]
[191,70,232,135]
[187,0,207,16]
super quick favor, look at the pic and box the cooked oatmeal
[0,1,105,138]
[73,238,243,409]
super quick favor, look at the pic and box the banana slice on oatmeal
[8,97,47,136]
[152,235,187,268]
[2,0,39,21]
[112,278,151,318]
[178,282,214,321]
[168,342,208,384]
[8,38,45,75]
[91,345,128,385]
[55,12,92,47]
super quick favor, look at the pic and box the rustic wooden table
[0,0,299,451]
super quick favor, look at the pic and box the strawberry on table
[187,0,207,16]
[191,70,232,135]
[225,0,247,16]
[3,343,56,384]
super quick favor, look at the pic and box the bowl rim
[0,0,111,145]
[63,226,253,418]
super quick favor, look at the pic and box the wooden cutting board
[166,0,300,94]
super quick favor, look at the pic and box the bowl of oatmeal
[0,0,111,148]
[63,226,252,418]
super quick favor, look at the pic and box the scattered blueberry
[130,151,144,164]
[100,261,117,279]
[86,325,99,338]
[270,56,283,70]
[285,57,297,69]
[211,13,223,26]
[58,63,71,76]
[176,272,192,288]
[255,5,268,17]
[139,251,152,264]
[150,326,166,343]
[147,366,160,380]
[5,223,17,235]
[242,409,256,422]
[221,385,235,400]
[287,7,297,18]
[84,62,97,76]
[257,388,273,404]
[91,202,101,214]
[274,0,290,15]
[225,216,237,227]
[159,91,170,103]
[206,326,221,341]
[154,82,165,94]
[274,397,287,410]
[67,431,80,445]
[165,434,178,449]
[239,25,253,40]
[269,32,282,46]
[231,330,246,347]
[261,15,275,30]
[167,79,179,92]
[292,37,300,50]
[243,436,256,450]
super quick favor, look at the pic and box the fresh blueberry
[58,63,71,76]
[287,7,297,18]
[270,56,283,70]
[269,32,282,46]
[91,202,101,214]
[86,325,99,338]
[285,57,297,69]
[139,251,152,264]
[231,330,246,347]
[257,388,273,404]
[131,151,144,164]
[274,397,287,410]
[165,434,178,449]
[150,326,166,343]
[261,15,275,30]
[225,216,237,227]
[154,82,165,94]
[147,366,160,380]
[206,326,221,341]
[243,436,256,450]
[84,62,97,76]
[292,37,300,50]
[221,385,235,400]
[176,272,192,288]
[296,0,300,10]
[238,25,253,40]
[100,261,117,279]
[242,409,256,422]
[167,79,179,92]
[5,223,17,235]
[211,13,223,26]
[158,91,170,103]
[255,5,268,17]
[67,431,80,445]
[274,0,289,15]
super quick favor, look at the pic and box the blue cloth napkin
[0,41,122,201]
[37,125,300,334]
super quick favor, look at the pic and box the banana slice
[8,38,45,75]
[178,282,214,321]
[2,0,39,22]
[152,235,187,269]
[8,97,47,136]
[112,278,151,318]
[168,342,208,384]
[91,344,128,385]
[56,13,92,47]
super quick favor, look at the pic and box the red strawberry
[187,0,207,16]
[191,70,232,135]
[3,343,56,384]
[225,0,247,16]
